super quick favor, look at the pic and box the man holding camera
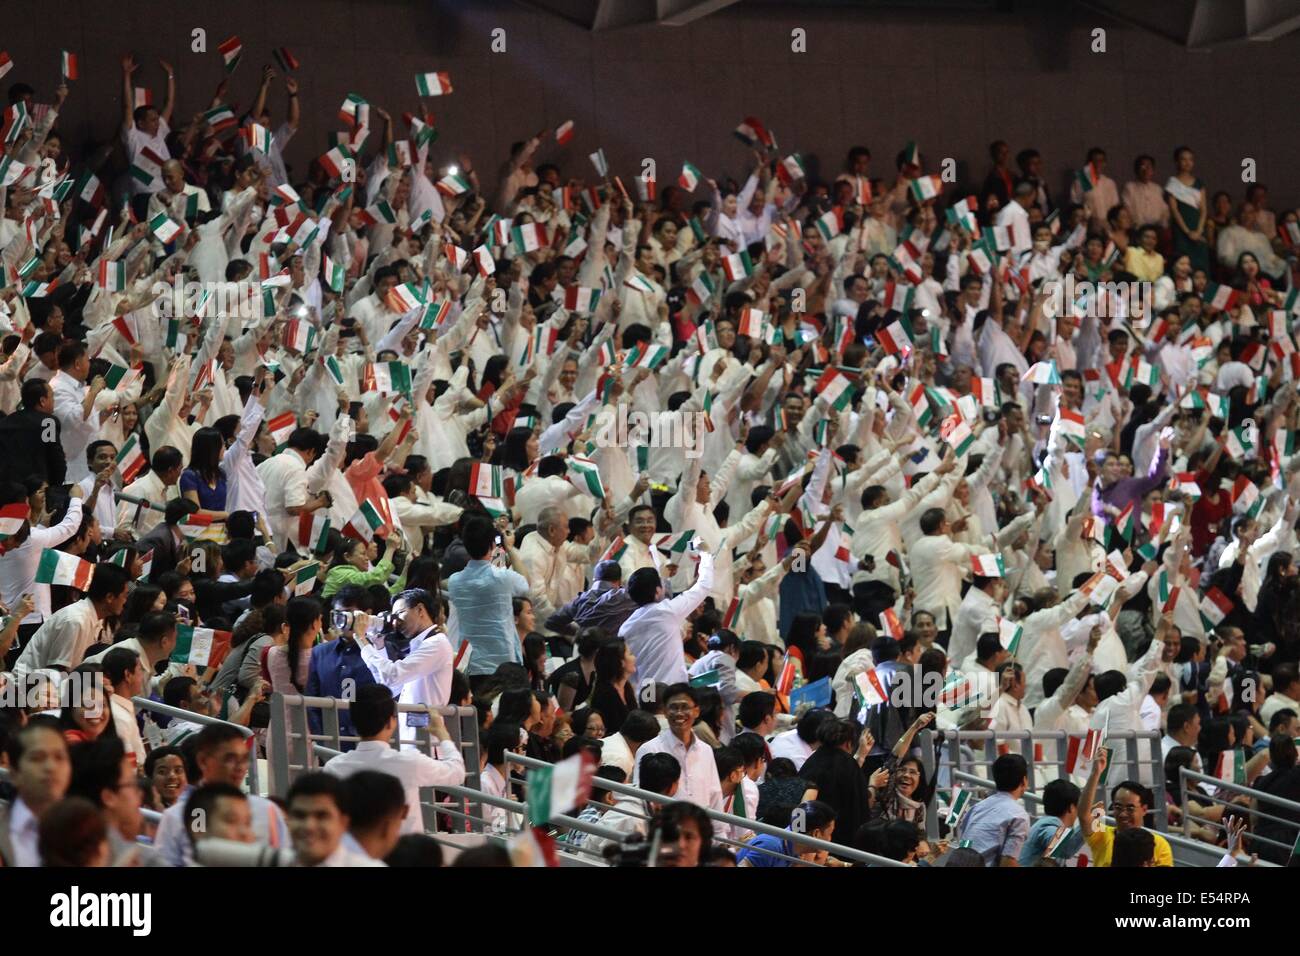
[306,586,378,747]
[356,588,454,741]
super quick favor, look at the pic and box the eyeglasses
[1110,803,1141,814]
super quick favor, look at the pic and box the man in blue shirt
[736,800,838,867]
[305,586,376,749]
[954,753,1031,866]
[446,517,530,691]
[1017,777,1085,865]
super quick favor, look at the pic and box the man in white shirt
[599,709,662,778]
[12,563,132,679]
[1260,665,1300,728]
[102,647,148,768]
[994,180,1034,256]
[0,721,71,866]
[620,549,714,687]
[257,431,331,552]
[385,473,461,557]
[1033,626,1101,781]
[1090,628,1166,786]
[1,488,85,639]
[634,684,724,811]
[767,708,831,771]
[116,446,184,537]
[323,685,466,835]
[988,661,1031,753]
[49,342,104,485]
[120,54,174,199]
[948,574,1006,674]
[358,588,454,741]
[908,507,991,635]
[1160,703,1201,760]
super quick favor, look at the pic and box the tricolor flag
[971,377,999,408]
[1199,587,1233,629]
[1216,749,1245,785]
[941,413,975,456]
[385,282,426,314]
[1055,408,1086,448]
[1223,425,1255,461]
[35,549,95,590]
[365,361,412,396]
[283,319,317,354]
[452,639,474,674]
[814,368,854,412]
[473,245,496,277]
[324,256,346,294]
[61,50,78,81]
[469,462,503,500]
[1203,282,1238,312]
[415,72,453,96]
[338,93,368,128]
[908,384,932,427]
[599,536,627,564]
[111,313,140,346]
[733,116,774,149]
[297,513,332,554]
[721,250,753,282]
[526,752,595,826]
[203,105,237,134]
[999,618,1023,656]
[564,286,601,313]
[626,344,669,370]
[1172,472,1201,501]
[267,411,298,450]
[98,259,126,292]
[722,597,744,629]
[879,609,903,640]
[909,174,941,203]
[854,668,888,707]
[652,530,695,556]
[1024,360,1062,386]
[566,456,605,499]
[273,47,300,72]
[815,207,844,240]
[172,626,234,668]
[319,145,354,179]
[0,52,11,81]
[292,563,320,597]
[217,36,242,73]
[1064,726,1106,776]
[420,299,454,330]
[971,553,1006,577]
[588,148,608,178]
[149,213,182,245]
[1075,162,1099,193]
[737,307,767,339]
[344,500,386,542]
[554,120,574,145]
[115,433,148,483]
[0,503,29,541]
[678,162,703,191]
[436,172,471,197]
[946,788,971,826]
[877,316,913,355]
[780,154,806,182]
[512,222,546,254]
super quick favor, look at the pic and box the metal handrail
[132,694,259,794]
[504,751,910,867]
[932,727,1167,831]
[951,766,1274,866]
[1179,766,1300,858]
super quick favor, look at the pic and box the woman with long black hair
[588,639,638,735]
[181,427,229,515]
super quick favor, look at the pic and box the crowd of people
[0,46,1299,869]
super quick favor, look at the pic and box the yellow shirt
[1086,825,1173,867]
[1124,247,1166,283]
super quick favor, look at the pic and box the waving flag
[1024,360,1062,386]
[173,626,234,667]
[35,549,95,590]
[814,368,854,412]
[527,752,595,826]
[415,72,453,96]
[971,553,1006,577]
[217,36,242,73]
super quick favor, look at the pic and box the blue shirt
[447,559,530,676]
[180,468,228,510]
[955,791,1030,866]
[305,637,376,746]
[735,831,795,867]
[1018,814,1084,866]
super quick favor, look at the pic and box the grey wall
[7,0,1300,208]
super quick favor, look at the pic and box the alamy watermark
[148,277,269,320]
[1043,273,1154,323]
[591,403,709,460]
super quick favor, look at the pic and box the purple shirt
[1091,445,1169,518]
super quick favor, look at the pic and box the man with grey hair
[518,505,598,621]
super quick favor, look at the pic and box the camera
[602,818,681,867]
[331,609,359,635]
[194,838,297,867]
